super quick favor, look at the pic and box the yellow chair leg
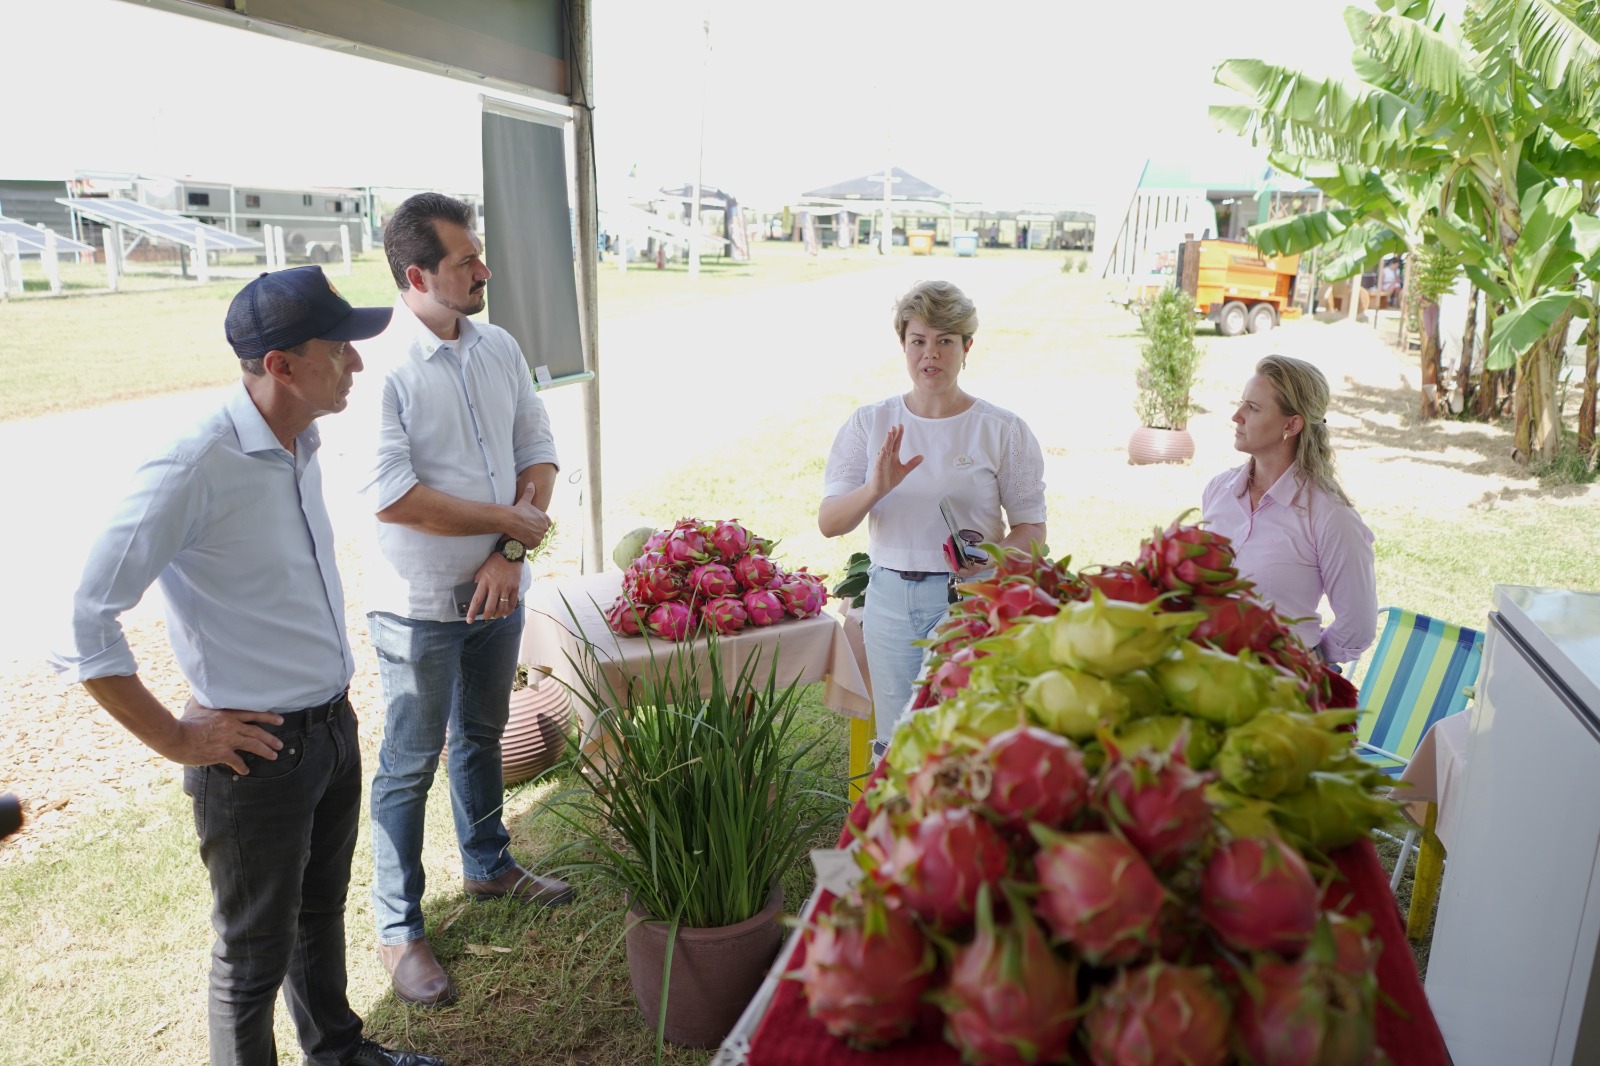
[1407,803,1445,941]
[848,714,875,801]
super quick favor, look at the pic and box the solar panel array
[0,216,95,255]
[55,198,262,251]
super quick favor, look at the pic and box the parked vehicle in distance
[141,179,367,263]
[1176,239,1302,336]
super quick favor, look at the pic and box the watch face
[502,539,527,562]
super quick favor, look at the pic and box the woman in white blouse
[819,280,1047,747]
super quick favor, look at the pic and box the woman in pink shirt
[1201,354,1377,666]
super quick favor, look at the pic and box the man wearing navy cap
[51,266,443,1066]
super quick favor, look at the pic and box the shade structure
[802,167,949,202]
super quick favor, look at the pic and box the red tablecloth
[746,765,1449,1066]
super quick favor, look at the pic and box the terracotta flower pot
[1127,425,1196,465]
[624,885,786,1048]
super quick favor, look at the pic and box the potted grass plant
[1129,284,1202,464]
[542,627,833,1051]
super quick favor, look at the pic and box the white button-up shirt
[362,299,558,621]
[51,385,353,713]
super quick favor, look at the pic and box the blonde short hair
[892,280,978,343]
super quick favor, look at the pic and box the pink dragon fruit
[929,615,993,657]
[1199,835,1320,956]
[1189,594,1289,656]
[604,595,645,637]
[1083,961,1232,1066]
[793,886,935,1049]
[733,552,779,591]
[1081,565,1163,604]
[687,562,740,600]
[660,521,710,567]
[1093,735,1214,870]
[625,563,683,605]
[701,596,748,635]
[645,601,696,641]
[937,886,1080,1065]
[880,807,1009,931]
[777,570,828,618]
[708,519,753,562]
[742,588,785,627]
[642,529,670,553]
[1233,950,1377,1066]
[1138,516,1250,597]
[924,646,979,702]
[977,725,1089,832]
[1032,828,1165,966]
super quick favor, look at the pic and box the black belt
[273,690,350,731]
[883,568,950,582]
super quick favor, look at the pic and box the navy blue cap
[225,265,392,360]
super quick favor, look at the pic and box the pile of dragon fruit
[605,518,829,641]
[792,516,1400,1065]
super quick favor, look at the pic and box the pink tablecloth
[519,572,872,720]
[1390,710,1472,852]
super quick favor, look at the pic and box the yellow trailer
[1177,239,1303,336]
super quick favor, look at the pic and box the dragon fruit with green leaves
[1021,667,1131,740]
[1081,565,1163,604]
[687,561,740,600]
[742,588,785,627]
[976,725,1090,832]
[936,886,1081,1065]
[875,806,1010,931]
[1232,916,1380,1066]
[1199,835,1320,957]
[1138,515,1250,598]
[1189,593,1290,656]
[778,569,828,618]
[624,563,684,606]
[660,520,711,567]
[734,552,779,591]
[708,518,753,561]
[1093,735,1214,871]
[604,595,646,637]
[793,884,936,1049]
[1031,827,1165,966]
[701,596,748,635]
[645,601,696,642]
[1083,961,1232,1066]
[1152,640,1281,727]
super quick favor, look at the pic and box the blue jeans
[862,566,954,746]
[183,698,364,1066]
[368,610,523,945]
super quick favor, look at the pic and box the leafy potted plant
[542,629,833,1051]
[1129,284,1202,464]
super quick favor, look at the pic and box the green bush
[1135,285,1201,430]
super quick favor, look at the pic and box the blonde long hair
[1255,354,1351,506]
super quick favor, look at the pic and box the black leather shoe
[463,863,575,907]
[344,1036,445,1066]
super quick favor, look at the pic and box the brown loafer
[463,863,575,907]
[378,938,454,1008]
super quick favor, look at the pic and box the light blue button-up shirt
[363,299,558,621]
[51,385,354,713]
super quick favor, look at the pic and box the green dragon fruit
[1214,709,1358,799]
[1022,668,1131,740]
[1268,765,1404,850]
[1048,590,1204,679]
[1152,641,1284,727]
[1110,714,1222,770]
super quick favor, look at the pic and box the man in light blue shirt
[51,267,443,1066]
[363,193,572,1008]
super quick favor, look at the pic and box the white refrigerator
[1427,585,1600,1065]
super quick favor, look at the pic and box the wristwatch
[495,535,527,563]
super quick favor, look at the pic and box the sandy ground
[3,258,1595,864]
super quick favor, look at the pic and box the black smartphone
[453,581,479,617]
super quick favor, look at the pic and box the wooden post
[194,227,210,284]
[570,0,605,572]
[102,230,119,292]
[43,228,61,295]
[339,224,352,275]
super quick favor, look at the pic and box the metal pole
[570,0,605,571]
[689,12,710,280]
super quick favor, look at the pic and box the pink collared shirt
[1201,462,1377,664]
